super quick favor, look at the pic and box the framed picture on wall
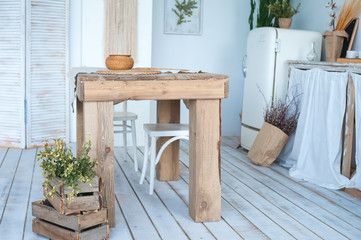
[164,0,202,35]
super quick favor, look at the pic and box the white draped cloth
[279,68,361,190]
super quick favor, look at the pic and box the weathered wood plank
[23,149,48,240]
[221,160,333,240]
[116,147,189,239]
[344,188,361,200]
[43,185,101,215]
[32,218,109,240]
[32,200,107,231]
[179,147,295,240]
[110,197,134,240]
[49,176,100,195]
[137,147,217,239]
[222,136,361,206]
[96,101,115,227]
[177,149,273,240]
[342,76,355,178]
[78,72,228,81]
[77,79,228,102]
[0,148,8,167]
[168,163,244,239]
[113,149,161,240]
[189,99,221,222]
[82,101,115,227]
[156,100,180,181]
[0,149,22,216]
[76,98,84,159]
[0,149,35,239]
[220,145,361,239]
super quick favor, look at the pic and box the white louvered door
[26,0,68,147]
[0,0,68,148]
[0,0,26,148]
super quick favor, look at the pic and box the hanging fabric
[277,68,305,168]
[288,68,350,189]
[104,0,138,59]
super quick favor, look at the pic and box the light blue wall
[152,0,361,137]
[152,0,250,136]
[292,0,361,58]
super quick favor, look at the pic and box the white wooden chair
[114,101,138,172]
[139,123,189,195]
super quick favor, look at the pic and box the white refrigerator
[241,27,322,150]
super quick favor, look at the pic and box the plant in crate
[37,139,101,214]
[267,0,301,28]
[247,98,299,167]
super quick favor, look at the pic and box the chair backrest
[122,101,127,112]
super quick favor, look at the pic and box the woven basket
[105,54,134,70]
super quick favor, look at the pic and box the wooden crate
[32,218,109,240]
[44,176,102,215]
[32,200,107,231]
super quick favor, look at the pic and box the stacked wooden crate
[32,176,109,240]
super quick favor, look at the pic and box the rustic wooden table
[76,72,229,227]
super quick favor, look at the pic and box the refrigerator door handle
[242,55,247,78]
[275,39,281,53]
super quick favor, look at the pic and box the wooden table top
[77,72,228,81]
[76,72,229,102]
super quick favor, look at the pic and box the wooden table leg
[78,100,115,227]
[156,100,180,181]
[188,99,221,222]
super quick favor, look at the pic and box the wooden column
[342,76,355,178]
[76,98,84,157]
[156,100,180,181]
[188,99,221,222]
[77,100,115,227]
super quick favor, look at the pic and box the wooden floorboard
[222,137,361,219]
[0,148,8,167]
[116,148,189,240]
[219,138,361,239]
[136,148,217,240]
[223,136,361,206]
[0,149,22,223]
[0,138,360,239]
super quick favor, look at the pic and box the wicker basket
[105,54,134,70]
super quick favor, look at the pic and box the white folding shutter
[0,0,26,148]
[26,0,68,147]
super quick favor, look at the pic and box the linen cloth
[280,68,350,189]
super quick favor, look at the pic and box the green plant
[37,139,97,201]
[268,0,301,18]
[172,0,198,25]
[249,0,284,30]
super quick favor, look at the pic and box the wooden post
[81,101,115,227]
[188,99,221,222]
[76,98,84,157]
[156,100,180,181]
[342,76,355,178]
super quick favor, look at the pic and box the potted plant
[267,0,301,29]
[323,0,361,62]
[249,0,282,30]
[37,139,100,214]
[247,98,299,167]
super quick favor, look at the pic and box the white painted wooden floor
[0,137,361,239]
